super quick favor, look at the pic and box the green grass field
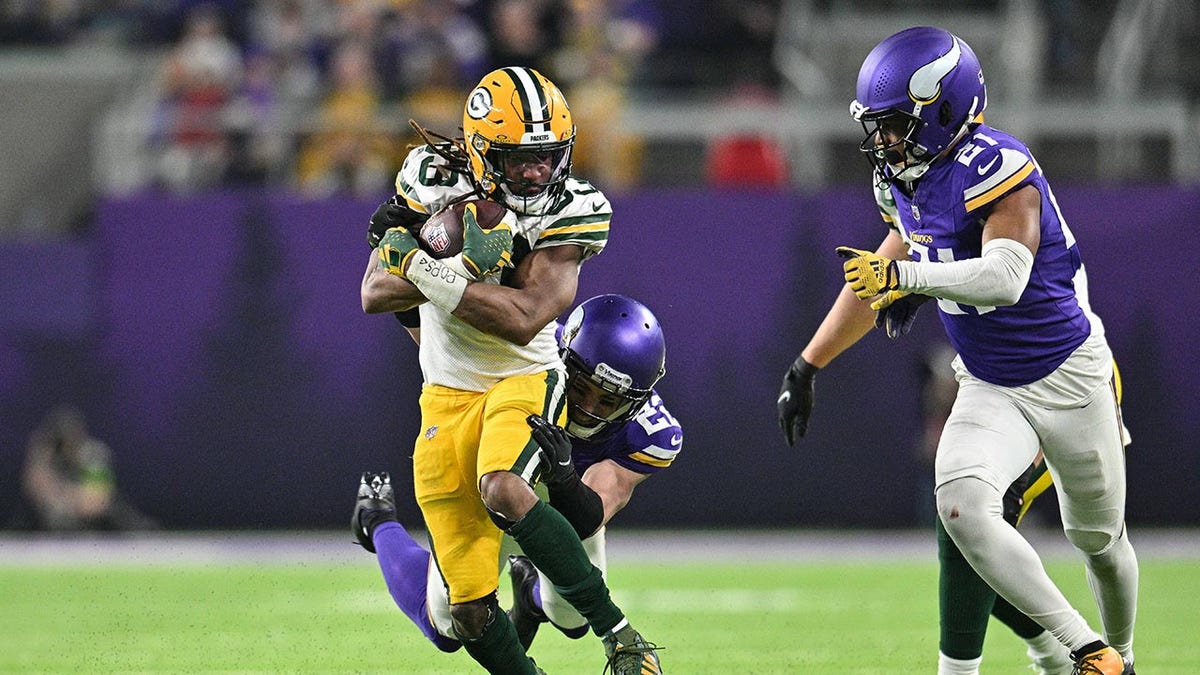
[1,547,1196,673]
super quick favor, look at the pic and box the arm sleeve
[895,238,1033,307]
[547,474,604,540]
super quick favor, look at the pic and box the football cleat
[1069,644,1126,675]
[507,555,548,650]
[602,625,662,675]
[351,472,396,553]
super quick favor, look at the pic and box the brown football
[418,199,509,259]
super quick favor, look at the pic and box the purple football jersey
[879,124,1091,386]
[570,392,681,475]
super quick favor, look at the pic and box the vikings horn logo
[907,37,962,105]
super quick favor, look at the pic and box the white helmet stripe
[908,37,961,105]
[504,66,550,133]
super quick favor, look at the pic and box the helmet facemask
[474,137,574,215]
[562,350,652,441]
[855,108,933,186]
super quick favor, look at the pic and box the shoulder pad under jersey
[394,145,476,215]
[955,130,1037,214]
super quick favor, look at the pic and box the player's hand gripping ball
[419,200,515,277]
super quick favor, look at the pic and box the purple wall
[2,186,1196,529]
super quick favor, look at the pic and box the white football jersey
[394,144,611,392]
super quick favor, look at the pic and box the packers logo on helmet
[462,66,575,215]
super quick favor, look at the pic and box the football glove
[871,290,931,340]
[461,206,514,278]
[526,414,575,489]
[368,197,426,249]
[836,246,899,299]
[777,356,819,446]
[377,227,420,278]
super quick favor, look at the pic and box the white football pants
[934,333,1137,659]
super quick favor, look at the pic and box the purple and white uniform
[570,392,682,477]
[876,124,1093,386]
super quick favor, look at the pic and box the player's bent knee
[479,471,536,526]
[449,595,498,641]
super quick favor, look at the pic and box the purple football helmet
[559,294,666,440]
[850,26,987,184]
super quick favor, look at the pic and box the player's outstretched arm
[778,231,907,444]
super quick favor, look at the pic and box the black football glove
[777,356,819,446]
[871,291,932,340]
[368,196,427,249]
[527,414,575,488]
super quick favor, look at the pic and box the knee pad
[449,593,499,641]
[1064,524,1123,557]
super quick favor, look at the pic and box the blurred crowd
[1,0,689,194]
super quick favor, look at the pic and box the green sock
[938,517,995,660]
[457,605,540,675]
[508,500,625,635]
[991,593,1047,639]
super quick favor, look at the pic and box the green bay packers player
[360,66,662,675]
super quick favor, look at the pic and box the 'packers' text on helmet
[850,26,987,185]
[462,66,575,215]
[559,295,666,441]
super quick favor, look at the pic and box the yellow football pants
[413,369,567,604]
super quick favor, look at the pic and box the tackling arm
[581,460,650,528]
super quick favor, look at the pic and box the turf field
[1,532,1196,673]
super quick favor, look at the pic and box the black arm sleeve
[393,307,421,328]
[547,473,604,540]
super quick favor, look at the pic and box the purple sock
[373,521,461,653]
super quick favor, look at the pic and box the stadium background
[2,0,1198,532]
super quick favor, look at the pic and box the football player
[352,295,679,666]
[776,27,1137,675]
[359,66,662,675]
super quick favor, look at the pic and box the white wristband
[406,250,469,313]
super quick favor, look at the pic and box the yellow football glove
[377,227,420,278]
[870,289,908,312]
[461,204,514,278]
[836,246,899,299]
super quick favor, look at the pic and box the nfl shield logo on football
[910,203,921,221]
[426,225,451,254]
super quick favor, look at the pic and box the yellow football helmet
[462,66,575,215]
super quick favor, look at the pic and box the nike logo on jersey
[670,433,682,446]
[590,202,603,212]
[777,391,791,404]
[977,155,999,175]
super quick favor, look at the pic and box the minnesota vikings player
[352,295,678,666]
[360,67,661,674]
[776,27,1137,675]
